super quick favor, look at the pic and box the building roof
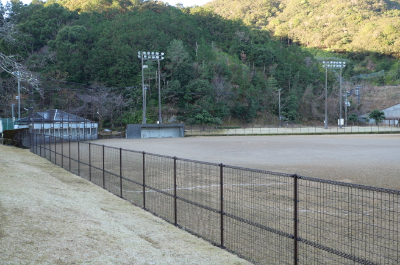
[15,109,91,124]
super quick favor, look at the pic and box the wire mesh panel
[42,135,50,161]
[144,153,175,223]
[103,146,121,196]
[56,138,67,169]
[89,143,104,187]
[175,158,221,245]
[69,141,80,175]
[48,135,54,164]
[121,150,144,207]
[78,141,91,181]
[51,136,58,166]
[298,176,400,264]
[223,166,294,264]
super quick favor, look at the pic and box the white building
[15,109,98,140]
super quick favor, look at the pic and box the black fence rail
[31,133,400,265]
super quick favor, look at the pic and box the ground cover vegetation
[0,0,399,128]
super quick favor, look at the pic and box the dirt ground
[1,134,398,264]
[96,134,400,191]
[0,145,251,265]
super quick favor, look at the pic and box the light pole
[11,71,21,120]
[321,60,346,129]
[138,51,164,124]
[344,91,351,127]
[278,88,282,128]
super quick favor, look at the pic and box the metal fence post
[49,134,52,162]
[143,151,146,209]
[89,142,92,182]
[54,133,57,166]
[61,133,63,168]
[220,163,225,249]
[120,148,122,198]
[174,156,177,226]
[293,174,299,265]
[78,141,80,176]
[68,136,71,171]
[43,131,46,158]
[102,144,105,189]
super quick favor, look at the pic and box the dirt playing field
[0,145,251,265]
[95,134,400,191]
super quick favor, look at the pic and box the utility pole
[12,71,21,120]
[339,67,343,128]
[158,59,162,124]
[324,65,328,129]
[278,88,282,128]
[141,55,146,124]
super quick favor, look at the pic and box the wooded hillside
[0,0,399,128]
[206,0,400,57]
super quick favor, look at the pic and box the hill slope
[205,0,400,57]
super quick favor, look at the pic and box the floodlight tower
[138,51,164,124]
[321,60,346,129]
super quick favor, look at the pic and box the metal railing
[185,124,400,136]
[31,133,400,265]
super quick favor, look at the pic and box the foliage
[206,0,400,57]
[348,113,358,125]
[1,0,398,124]
[368,109,386,125]
[193,109,222,130]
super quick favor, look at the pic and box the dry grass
[0,145,251,265]
[359,85,400,113]
[34,137,400,265]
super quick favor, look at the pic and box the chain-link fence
[30,133,400,265]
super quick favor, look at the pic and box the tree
[76,86,129,128]
[0,2,42,116]
[194,110,221,130]
[166,39,192,85]
[368,109,386,126]
[348,113,358,125]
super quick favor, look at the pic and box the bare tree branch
[0,19,42,95]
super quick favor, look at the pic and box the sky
[1,0,213,7]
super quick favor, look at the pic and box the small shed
[15,109,98,140]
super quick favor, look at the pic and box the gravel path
[96,134,400,190]
[0,145,251,265]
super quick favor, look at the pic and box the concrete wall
[126,124,185,139]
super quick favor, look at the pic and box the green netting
[351,70,385,79]
[1,118,15,131]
